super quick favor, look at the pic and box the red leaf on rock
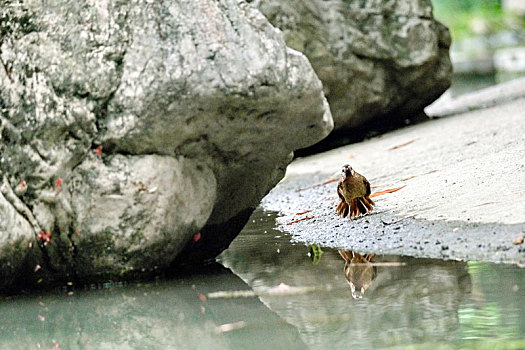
[193,232,202,242]
[95,145,103,156]
[55,178,62,193]
[38,231,51,244]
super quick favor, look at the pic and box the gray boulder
[250,0,452,131]
[0,0,332,290]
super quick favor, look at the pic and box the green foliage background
[432,0,524,41]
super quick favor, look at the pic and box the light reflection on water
[219,210,525,349]
[0,209,523,349]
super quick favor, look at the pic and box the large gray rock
[250,0,452,131]
[0,0,332,290]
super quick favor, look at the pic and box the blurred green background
[431,0,525,95]
[432,0,524,41]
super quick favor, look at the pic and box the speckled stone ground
[262,92,525,265]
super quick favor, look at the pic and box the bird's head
[341,164,355,179]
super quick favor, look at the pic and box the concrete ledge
[263,96,525,264]
[426,77,525,117]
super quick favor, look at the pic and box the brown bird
[339,250,377,299]
[336,164,375,218]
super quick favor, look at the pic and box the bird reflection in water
[339,250,377,299]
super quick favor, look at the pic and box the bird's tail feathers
[336,200,349,217]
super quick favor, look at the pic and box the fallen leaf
[265,283,319,296]
[400,170,438,181]
[207,290,256,299]
[513,236,524,245]
[473,201,499,207]
[296,178,338,192]
[295,210,312,215]
[198,293,207,302]
[38,315,45,322]
[322,178,338,185]
[208,285,323,300]
[351,262,407,267]
[381,214,416,225]
[370,186,406,198]
[192,232,202,242]
[34,265,41,272]
[308,244,323,265]
[267,283,292,294]
[287,216,314,225]
[388,139,417,150]
[215,321,246,333]
[347,153,354,159]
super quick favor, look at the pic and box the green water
[1,210,524,349]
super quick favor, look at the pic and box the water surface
[219,211,525,349]
[1,209,523,349]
